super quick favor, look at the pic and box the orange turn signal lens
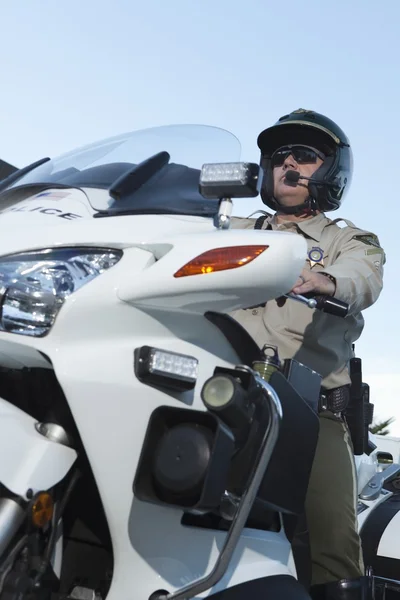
[31,492,54,528]
[174,245,269,278]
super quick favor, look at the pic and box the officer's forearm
[322,264,383,314]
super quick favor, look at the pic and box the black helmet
[257,108,353,214]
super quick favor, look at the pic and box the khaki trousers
[305,411,364,585]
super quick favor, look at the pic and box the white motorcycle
[0,124,398,600]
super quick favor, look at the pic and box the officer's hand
[291,269,336,296]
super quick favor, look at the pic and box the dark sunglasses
[271,144,326,167]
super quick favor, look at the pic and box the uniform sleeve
[323,231,385,315]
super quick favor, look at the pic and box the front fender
[0,397,77,500]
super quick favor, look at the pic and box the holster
[319,356,374,456]
[344,357,374,455]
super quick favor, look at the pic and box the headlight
[0,247,122,337]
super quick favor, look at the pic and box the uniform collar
[267,212,329,242]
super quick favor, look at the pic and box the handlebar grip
[314,295,349,318]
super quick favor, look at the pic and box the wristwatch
[320,272,337,292]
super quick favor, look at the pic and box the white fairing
[0,397,77,500]
[0,190,306,315]
[0,125,330,598]
[0,194,304,597]
[118,229,306,313]
[128,501,296,597]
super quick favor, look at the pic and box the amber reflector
[174,245,269,278]
[31,492,54,528]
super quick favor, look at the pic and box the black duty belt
[319,385,351,415]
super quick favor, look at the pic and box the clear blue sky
[1,0,399,430]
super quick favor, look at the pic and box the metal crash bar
[158,374,282,600]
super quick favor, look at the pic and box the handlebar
[285,292,349,318]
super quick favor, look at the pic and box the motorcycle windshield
[4,125,241,218]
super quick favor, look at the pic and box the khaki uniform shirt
[229,212,385,390]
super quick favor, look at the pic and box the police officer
[230,109,385,599]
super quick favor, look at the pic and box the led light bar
[199,161,261,199]
[135,346,198,391]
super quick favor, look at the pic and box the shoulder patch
[366,247,383,256]
[354,233,381,248]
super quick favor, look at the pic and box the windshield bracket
[109,151,170,200]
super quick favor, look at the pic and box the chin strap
[274,195,318,217]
